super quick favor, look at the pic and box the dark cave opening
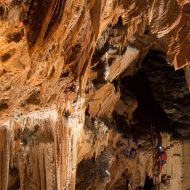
[140,50,189,138]
[117,49,187,141]
[123,71,170,129]
[144,175,154,190]
[118,70,168,143]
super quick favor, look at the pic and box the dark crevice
[8,167,20,190]
[8,180,20,190]
[113,16,123,28]
[0,6,5,17]
[144,175,154,190]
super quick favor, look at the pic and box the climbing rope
[150,124,160,190]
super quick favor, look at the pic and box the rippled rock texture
[0,0,190,190]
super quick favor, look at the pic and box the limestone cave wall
[0,0,190,190]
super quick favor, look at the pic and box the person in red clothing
[156,146,167,174]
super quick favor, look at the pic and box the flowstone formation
[0,0,190,190]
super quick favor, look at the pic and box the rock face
[0,0,190,190]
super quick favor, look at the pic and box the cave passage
[119,71,168,143]
[119,50,185,142]
[121,71,170,131]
